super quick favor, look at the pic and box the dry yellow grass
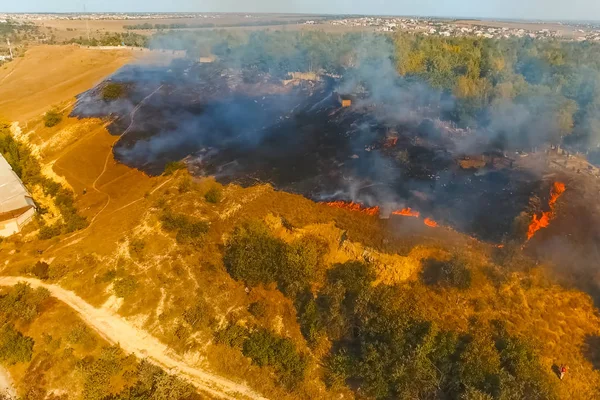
[0,42,599,399]
[0,45,134,121]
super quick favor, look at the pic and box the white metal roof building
[0,154,36,237]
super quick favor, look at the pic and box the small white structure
[0,154,36,237]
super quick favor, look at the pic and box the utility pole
[6,38,13,59]
[84,3,90,42]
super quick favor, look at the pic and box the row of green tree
[66,32,149,47]
[221,221,558,399]
[0,120,88,238]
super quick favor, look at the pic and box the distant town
[2,12,600,41]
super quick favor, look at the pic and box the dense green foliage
[0,324,33,365]
[102,82,125,101]
[242,328,307,388]
[160,210,209,244]
[222,221,558,398]
[224,221,327,293]
[214,323,307,388]
[163,160,187,175]
[0,120,88,238]
[113,275,138,299]
[0,285,45,367]
[0,283,49,324]
[43,109,63,127]
[204,186,222,203]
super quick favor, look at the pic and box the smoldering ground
[71,32,600,242]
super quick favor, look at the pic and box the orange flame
[424,218,438,227]
[526,182,566,240]
[392,208,420,218]
[324,201,380,216]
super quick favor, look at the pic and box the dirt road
[0,277,266,400]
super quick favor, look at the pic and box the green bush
[183,298,214,330]
[44,109,63,127]
[242,328,307,388]
[421,257,472,290]
[248,301,267,318]
[38,223,63,240]
[113,275,138,298]
[223,221,286,286]
[204,186,222,203]
[101,82,124,101]
[163,161,186,175]
[48,263,68,280]
[214,324,247,349]
[98,269,117,283]
[0,324,34,365]
[160,211,209,245]
[0,283,49,323]
[67,322,97,350]
[30,261,49,280]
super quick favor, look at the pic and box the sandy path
[0,277,266,400]
[0,365,16,399]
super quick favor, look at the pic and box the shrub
[178,175,193,193]
[113,276,138,298]
[38,223,63,240]
[0,283,49,323]
[248,301,267,318]
[98,269,117,283]
[0,324,34,365]
[215,324,247,349]
[43,109,62,127]
[242,328,307,388]
[183,297,214,330]
[101,82,124,101]
[67,322,97,349]
[223,221,285,286]
[48,263,68,280]
[160,211,209,245]
[129,238,145,258]
[163,161,186,175]
[30,261,49,280]
[421,257,472,290]
[204,186,222,203]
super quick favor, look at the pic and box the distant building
[0,154,36,237]
[335,93,354,107]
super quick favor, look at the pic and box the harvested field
[0,45,138,121]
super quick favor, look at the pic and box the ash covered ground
[72,61,542,242]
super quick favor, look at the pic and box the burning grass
[324,201,380,216]
[391,207,420,218]
[527,182,566,241]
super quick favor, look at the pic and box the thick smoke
[72,31,592,241]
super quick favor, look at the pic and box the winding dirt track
[0,277,266,400]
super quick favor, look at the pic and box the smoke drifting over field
[74,32,600,243]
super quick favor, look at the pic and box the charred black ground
[72,61,541,242]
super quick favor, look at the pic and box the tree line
[146,29,600,153]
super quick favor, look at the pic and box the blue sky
[1,0,600,21]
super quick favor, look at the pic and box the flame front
[324,201,380,216]
[526,182,566,240]
[392,208,420,218]
[424,218,438,227]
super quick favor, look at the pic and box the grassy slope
[0,44,599,398]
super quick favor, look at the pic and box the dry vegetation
[1,42,600,399]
